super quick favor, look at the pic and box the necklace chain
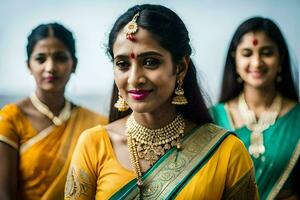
[238,93,282,158]
[30,93,72,126]
[126,114,185,189]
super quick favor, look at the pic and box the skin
[0,37,74,199]
[106,27,194,173]
[227,31,296,128]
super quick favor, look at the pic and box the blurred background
[1,0,299,116]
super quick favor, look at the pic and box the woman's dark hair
[26,22,77,70]
[107,4,212,124]
[219,17,298,102]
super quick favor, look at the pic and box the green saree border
[110,123,230,200]
[267,141,300,199]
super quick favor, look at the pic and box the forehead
[113,27,170,57]
[238,31,276,48]
[32,37,68,53]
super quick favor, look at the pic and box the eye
[241,49,252,57]
[143,58,161,69]
[115,60,129,70]
[34,55,46,64]
[261,49,274,57]
[54,53,70,62]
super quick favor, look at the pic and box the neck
[243,84,277,110]
[35,89,66,116]
[132,105,177,129]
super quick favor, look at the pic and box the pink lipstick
[128,89,151,100]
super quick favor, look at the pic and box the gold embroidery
[222,168,258,200]
[65,166,91,199]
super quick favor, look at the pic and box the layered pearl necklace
[126,114,185,188]
[29,93,72,126]
[238,93,282,158]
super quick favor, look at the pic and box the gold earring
[114,93,129,111]
[171,80,188,105]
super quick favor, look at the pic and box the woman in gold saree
[0,23,107,200]
[210,17,300,199]
[65,4,258,199]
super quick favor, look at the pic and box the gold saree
[0,104,107,200]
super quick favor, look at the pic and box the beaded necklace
[238,93,282,158]
[29,93,71,126]
[126,114,185,189]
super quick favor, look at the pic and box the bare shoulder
[15,97,33,116]
[279,97,298,117]
[226,97,239,110]
[105,116,129,144]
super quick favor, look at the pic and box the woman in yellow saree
[0,23,107,200]
[65,4,258,199]
[210,17,300,199]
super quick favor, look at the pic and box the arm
[222,136,259,200]
[0,142,18,200]
[64,130,98,200]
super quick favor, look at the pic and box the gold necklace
[30,93,71,126]
[238,93,282,158]
[126,114,185,188]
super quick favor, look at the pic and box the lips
[128,89,152,100]
[44,76,57,82]
[248,70,266,78]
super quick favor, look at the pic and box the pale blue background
[1,0,299,116]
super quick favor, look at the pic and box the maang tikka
[114,93,129,112]
[171,79,188,105]
[125,12,140,41]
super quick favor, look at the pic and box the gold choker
[126,114,185,188]
[238,93,282,158]
[30,93,71,126]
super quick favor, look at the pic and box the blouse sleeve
[0,105,20,149]
[223,137,259,200]
[65,128,100,200]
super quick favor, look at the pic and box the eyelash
[115,58,161,70]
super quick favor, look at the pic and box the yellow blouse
[0,104,107,200]
[65,125,258,199]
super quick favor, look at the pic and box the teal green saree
[210,103,300,199]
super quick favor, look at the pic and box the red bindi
[126,34,136,42]
[252,38,258,46]
[130,53,135,59]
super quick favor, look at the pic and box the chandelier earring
[171,79,188,105]
[114,92,129,112]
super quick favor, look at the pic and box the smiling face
[113,28,178,114]
[235,31,281,89]
[28,37,74,93]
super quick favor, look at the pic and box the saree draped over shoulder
[0,104,107,200]
[65,123,258,200]
[210,103,300,199]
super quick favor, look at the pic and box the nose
[128,64,146,87]
[45,58,55,72]
[251,54,263,69]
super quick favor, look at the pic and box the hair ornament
[125,12,140,41]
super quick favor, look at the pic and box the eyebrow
[114,51,163,60]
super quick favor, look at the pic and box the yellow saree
[0,104,107,200]
[65,124,258,199]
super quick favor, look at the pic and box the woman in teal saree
[211,17,300,199]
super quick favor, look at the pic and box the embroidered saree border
[20,125,55,154]
[110,123,229,200]
[267,141,300,199]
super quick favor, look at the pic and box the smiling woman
[65,4,258,200]
[0,23,107,200]
[210,17,300,199]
